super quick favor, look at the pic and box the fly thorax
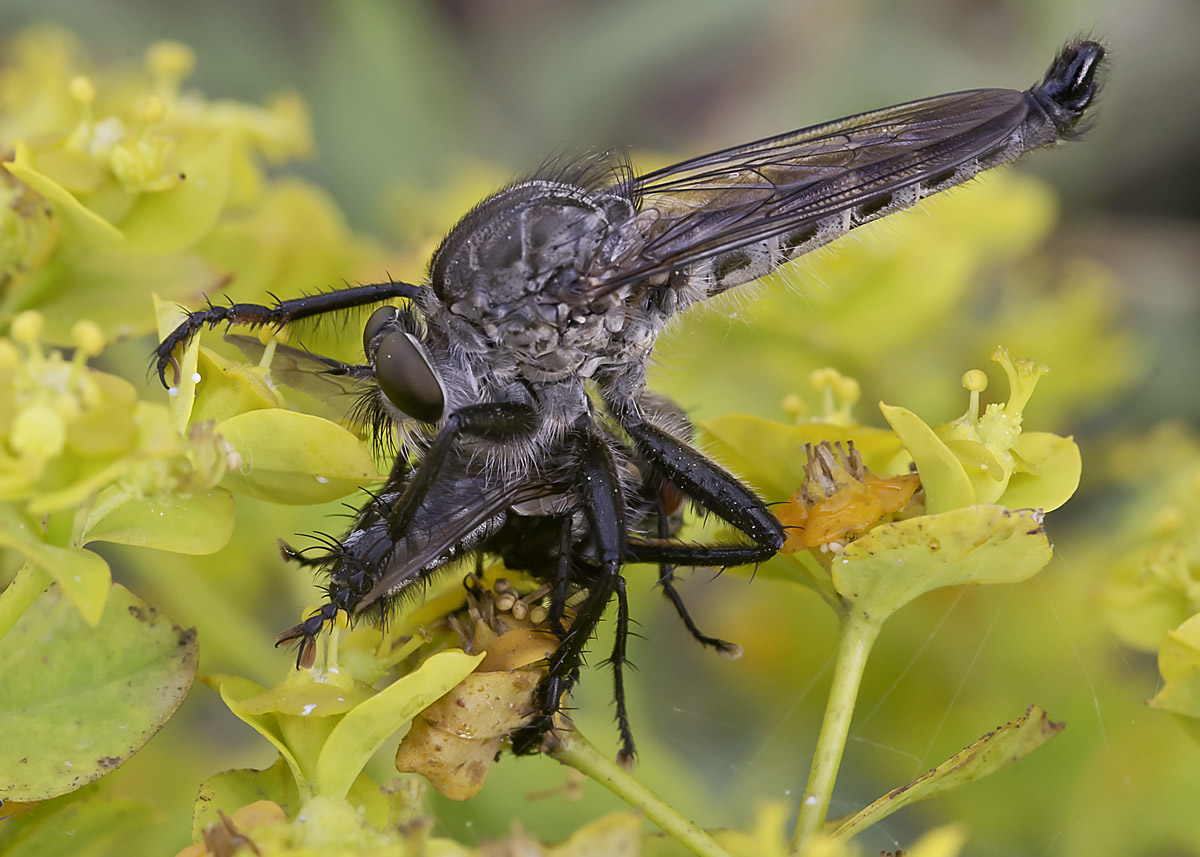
[430,179,637,379]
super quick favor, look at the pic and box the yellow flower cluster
[0,26,376,346]
[1097,425,1200,744]
[0,27,382,634]
[701,354,1079,618]
[0,310,239,510]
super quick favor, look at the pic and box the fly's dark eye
[363,305,399,356]
[375,331,444,423]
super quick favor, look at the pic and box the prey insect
[156,40,1105,764]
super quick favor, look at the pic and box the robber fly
[156,40,1105,764]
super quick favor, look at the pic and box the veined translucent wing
[589,41,1103,298]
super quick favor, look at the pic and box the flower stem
[551,726,734,857]
[790,612,880,852]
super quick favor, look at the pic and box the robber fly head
[361,304,445,424]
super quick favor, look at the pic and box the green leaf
[1151,613,1200,744]
[4,142,124,249]
[0,793,156,857]
[316,649,484,799]
[0,503,111,625]
[154,294,203,430]
[193,756,300,843]
[81,487,235,555]
[0,583,197,801]
[206,673,310,793]
[831,705,1063,840]
[832,505,1052,623]
[189,346,285,425]
[879,403,974,514]
[215,409,381,504]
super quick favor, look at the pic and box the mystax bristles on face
[156,38,1106,765]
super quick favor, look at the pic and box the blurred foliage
[0,6,1198,857]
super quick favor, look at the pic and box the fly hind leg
[650,485,742,657]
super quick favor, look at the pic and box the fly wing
[353,465,560,611]
[226,334,371,401]
[589,41,1103,300]
[225,335,389,437]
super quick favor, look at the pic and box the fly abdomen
[697,187,929,295]
[690,213,849,295]
[688,190,920,296]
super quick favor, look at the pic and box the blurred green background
[1,1,1197,855]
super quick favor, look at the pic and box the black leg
[625,537,777,566]
[622,417,784,554]
[657,571,741,657]
[650,490,740,655]
[546,515,574,637]
[154,280,421,386]
[276,601,341,668]
[385,402,539,541]
[514,420,627,756]
[278,539,325,567]
[608,575,637,769]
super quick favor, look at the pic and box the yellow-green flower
[1099,424,1200,652]
[0,26,332,344]
[0,310,244,508]
[1151,613,1200,746]
[197,611,482,843]
[700,354,1076,617]
[881,347,1081,515]
[0,310,247,625]
[2,311,132,500]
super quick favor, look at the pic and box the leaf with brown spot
[832,505,1052,623]
[831,705,1063,840]
[193,757,299,844]
[0,583,197,801]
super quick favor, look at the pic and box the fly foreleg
[383,402,540,543]
[153,280,421,386]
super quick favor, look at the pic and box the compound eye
[375,331,444,423]
[363,305,399,356]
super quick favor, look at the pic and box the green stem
[551,726,734,857]
[790,612,880,852]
